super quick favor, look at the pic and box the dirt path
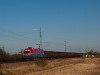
[26,58,100,75]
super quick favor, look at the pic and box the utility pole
[39,27,42,49]
[64,41,67,52]
[43,42,48,51]
[34,27,43,49]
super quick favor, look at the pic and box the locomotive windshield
[24,50,30,53]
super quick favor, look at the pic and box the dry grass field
[0,58,100,75]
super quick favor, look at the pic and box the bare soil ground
[1,58,100,75]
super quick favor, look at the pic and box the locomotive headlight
[24,49,30,53]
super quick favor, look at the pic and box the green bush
[35,59,48,67]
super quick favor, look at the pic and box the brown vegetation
[1,58,100,75]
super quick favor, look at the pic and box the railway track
[0,56,82,65]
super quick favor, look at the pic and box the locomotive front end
[23,47,33,59]
[23,47,44,59]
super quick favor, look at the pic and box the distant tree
[0,48,6,55]
[0,47,9,61]
[19,49,24,54]
[86,49,100,55]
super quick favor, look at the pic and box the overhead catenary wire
[0,28,37,48]
[0,28,35,42]
[0,33,34,42]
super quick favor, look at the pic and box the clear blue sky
[0,0,100,53]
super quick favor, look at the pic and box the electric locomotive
[23,47,44,59]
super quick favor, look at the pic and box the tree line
[0,48,22,62]
[0,47,100,62]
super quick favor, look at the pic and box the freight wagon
[44,51,82,58]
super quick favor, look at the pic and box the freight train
[23,47,83,59]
